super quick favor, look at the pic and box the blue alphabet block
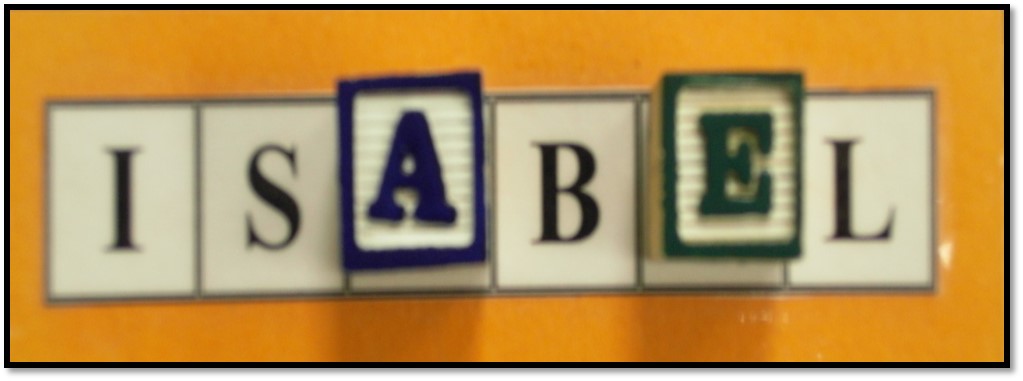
[338,73,486,269]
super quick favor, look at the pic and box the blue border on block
[338,72,486,270]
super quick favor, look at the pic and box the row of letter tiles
[46,92,934,301]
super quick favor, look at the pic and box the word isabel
[46,71,934,301]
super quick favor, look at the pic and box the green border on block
[660,73,803,258]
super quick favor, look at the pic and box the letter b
[537,143,600,242]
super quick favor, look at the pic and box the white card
[48,104,196,299]
[200,102,344,295]
[494,97,638,289]
[788,94,934,288]
[348,263,490,292]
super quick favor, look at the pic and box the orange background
[9,10,1004,362]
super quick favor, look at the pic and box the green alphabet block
[644,74,803,259]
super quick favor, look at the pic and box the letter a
[368,111,457,224]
